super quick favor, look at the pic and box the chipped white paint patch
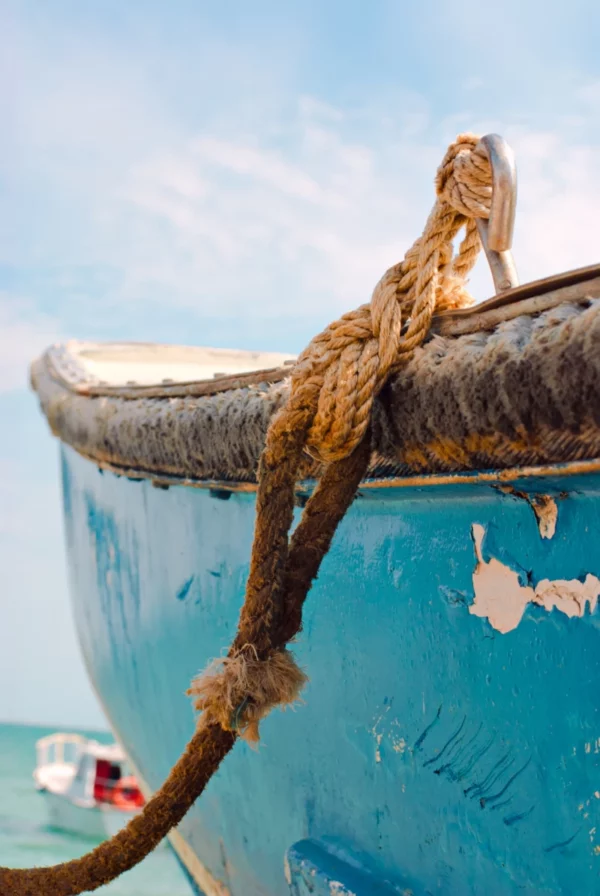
[283,854,292,886]
[529,495,558,539]
[470,524,600,633]
[470,524,533,633]
[497,487,559,539]
[371,712,411,762]
[390,719,410,756]
[330,882,355,895]
[372,729,383,763]
[534,578,599,618]
[578,792,600,822]
[370,706,392,763]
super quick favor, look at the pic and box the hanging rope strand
[0,133,492,895]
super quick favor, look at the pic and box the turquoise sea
[0,722,192,895]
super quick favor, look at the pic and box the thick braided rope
[1,133,491,894]
[292,133,491,464]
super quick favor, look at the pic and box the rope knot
[188,646,307,744]
[435,132,492,219]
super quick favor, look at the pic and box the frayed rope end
[187,647,308,744]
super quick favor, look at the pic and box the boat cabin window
[93,759,121,802]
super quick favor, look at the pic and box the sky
[2,0,600,727]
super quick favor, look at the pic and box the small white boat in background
[33,733,145,841]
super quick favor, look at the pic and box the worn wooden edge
[45,348,294,400]
[433,277,600,337]
[39,263,600,401]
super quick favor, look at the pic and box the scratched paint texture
[59,446,600,895]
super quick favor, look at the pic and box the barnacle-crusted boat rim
[30,264,600,486]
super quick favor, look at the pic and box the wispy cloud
[116,110,418,318]
[4,1,600,349]
[84,105,600,326]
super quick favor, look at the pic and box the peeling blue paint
[59,446,600,895]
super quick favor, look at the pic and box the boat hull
[59,444,600,895]
[41,790,136,841]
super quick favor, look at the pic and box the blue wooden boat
[29,136,600,895]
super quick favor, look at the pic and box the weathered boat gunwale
[30,268,600,489]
